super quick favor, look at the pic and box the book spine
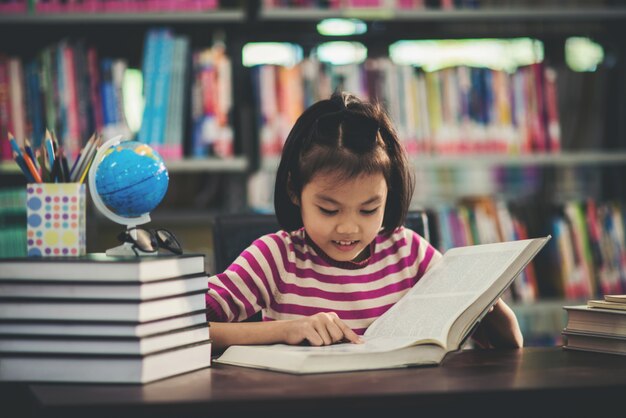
[0,57,12,161]
[8,58,26,147]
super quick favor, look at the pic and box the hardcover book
[0,340,212,384]
[0,253,205,281]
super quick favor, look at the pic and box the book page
[248,335,421,356]
[364,241,528,347]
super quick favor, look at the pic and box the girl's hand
[283,312,363,346]
[471,298,524,349]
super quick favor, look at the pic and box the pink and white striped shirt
[206,227,442,335]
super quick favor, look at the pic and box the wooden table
[3,347,626,418]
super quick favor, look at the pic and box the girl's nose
[336,219,359,235]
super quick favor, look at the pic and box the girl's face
[298,171,388,263]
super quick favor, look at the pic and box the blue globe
[94,141,169,218]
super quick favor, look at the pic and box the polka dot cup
[26,183,86,257]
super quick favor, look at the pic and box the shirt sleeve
[205,234,282,322]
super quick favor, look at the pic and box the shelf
[259,152,626,172]
[0,9,245,24]
[411,152,626,169]
[260,7,626,22]
[0,157,248,175]
[165,157,248,173]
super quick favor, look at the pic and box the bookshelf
[2,1,626,345]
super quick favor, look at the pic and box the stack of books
[563,295,626,356]
[0,254,211,384]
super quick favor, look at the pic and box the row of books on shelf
[0,0,218,14]
[262,0,460,9]
[0,27,233,163]
[563,294,626,356]
[262,0,616,11]
[253,59,561,158]
[0,253,212,384]
[432,198,626,305]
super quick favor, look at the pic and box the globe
[88,136,169,256]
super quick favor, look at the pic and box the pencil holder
[26,183,86,257]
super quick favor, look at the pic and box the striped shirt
[206,226,442,335]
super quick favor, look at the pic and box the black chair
[404,210,430,243]
[211,212,280,275]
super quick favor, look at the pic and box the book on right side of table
[586,299,626,311]
[563,305,626,337]
[562,329,626,356]
[603,294,626,303]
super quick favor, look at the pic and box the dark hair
[274,91,414,234]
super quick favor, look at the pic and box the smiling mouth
[333,240,359,246]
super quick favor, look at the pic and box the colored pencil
[69,133,95,179]
[12,151,36,183]
[21,151,43,183]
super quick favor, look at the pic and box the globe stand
[88,135,162,257]
[104,226,158,257]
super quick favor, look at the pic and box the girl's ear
[287,174,300,206]
[289,191,300,206]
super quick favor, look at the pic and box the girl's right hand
[283,312,363,346]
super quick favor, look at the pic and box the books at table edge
[0,310,209,338]
[0,323,211,356]
[0,253,206,282]
[0,339,213,384]
[0,272,209,301]
[0,289,208,322]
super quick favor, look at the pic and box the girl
[207,91,523,351]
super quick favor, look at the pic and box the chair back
[212,213,279,274]
[403,210,430,243]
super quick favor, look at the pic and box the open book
[215,237,551,374]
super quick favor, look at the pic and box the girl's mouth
[332,240,359,251]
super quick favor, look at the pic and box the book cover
[562,329,626,356]
[564,305,626,338]
[0,339,212,383]
[0,311,208,338]
[0,272,208,300]
[0,289,207,322]
[0,323,210,355]
[0,253,205,281]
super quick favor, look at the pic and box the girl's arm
[210,312,363,352]
[471,298,524,349]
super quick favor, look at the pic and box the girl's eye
[318,207,338,215]
[361,208,379,215]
